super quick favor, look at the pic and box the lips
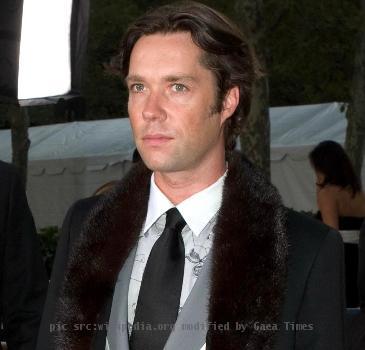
[142,134,173,146]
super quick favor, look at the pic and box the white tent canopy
[271,102,346,159]
[0,118,135,163]
[1,102,363,228]
[0,118,136,228]
[268,102,361,214]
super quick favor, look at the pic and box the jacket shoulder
[69,195,101,217]
[277,209,345,350]
[63,195,102,240]
[286,209,342,251]
[285,209,343,294]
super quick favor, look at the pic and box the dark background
[0,0,360,128]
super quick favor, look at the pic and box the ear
[220,86,240,125]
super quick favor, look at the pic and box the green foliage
[264,0,360,106]
[82,0,142,118]
[38,226,60,278]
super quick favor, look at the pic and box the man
[0,161,48,349]
[37,2,345,349]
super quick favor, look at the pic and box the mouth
[142,134,173,146]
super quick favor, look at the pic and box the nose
[142,91,166,121]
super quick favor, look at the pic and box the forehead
[128,32,208,77]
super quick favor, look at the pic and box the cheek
[127,97,135,119]
[179,114,217,148]
[128,98,143,126]
[128,93,148,114]
[128,95,139,115]
[128,111,142,138]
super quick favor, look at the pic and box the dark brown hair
[110,1,258,154]
[309,140,362,196]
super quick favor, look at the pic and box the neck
[154,154,227,205]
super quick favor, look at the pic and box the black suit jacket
[37,153,346,349]
[0,161,48,350]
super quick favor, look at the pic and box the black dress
[316,212,364,308]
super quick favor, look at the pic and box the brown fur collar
[55,152,288,349]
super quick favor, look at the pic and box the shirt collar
[142,173,174,234]
[143,171,227,236]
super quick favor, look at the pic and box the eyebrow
[164,75,197,83]
[125,75,144,84]
[125,74,198,84]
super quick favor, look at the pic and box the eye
[171,83,188,92]
[130,83,145,93]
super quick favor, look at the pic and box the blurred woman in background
[310,140,365,229]
[309,140,365,307]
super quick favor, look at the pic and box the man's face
[127,32,237,174]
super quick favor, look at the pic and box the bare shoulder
[317,184,340,203]
[316,185,340,228]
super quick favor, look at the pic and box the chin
[141,155,167,171]
[142,156,183,173]
[139,149,172,171]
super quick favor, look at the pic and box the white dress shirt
[127,171,227,333]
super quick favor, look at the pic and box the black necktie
[130,208,186,350]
